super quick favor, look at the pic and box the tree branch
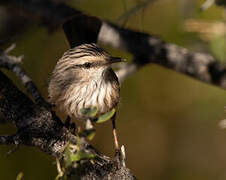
[1,0,80,31]
[0,44,47,106]
[63,15,226,88]
[99,22,226,88]
[1,0,226,90]
[0,135,19,145]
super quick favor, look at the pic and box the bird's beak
[109,57,126,64]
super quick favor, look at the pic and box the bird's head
[60,43,125,80]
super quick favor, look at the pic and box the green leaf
[16,172,23,180]
[80,107,98,117]
[70,152,96,162]
[95,108,116,123]
[209,35,226,62]
[87,130,96,141]
[64,145,72,167]
[79,129,96,141]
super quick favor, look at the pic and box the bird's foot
[64,116,76,134]
[114,148,121,168]
[81,119,96,140]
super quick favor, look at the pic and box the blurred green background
[1,0,226,179]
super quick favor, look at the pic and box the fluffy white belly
[62,79,115,120]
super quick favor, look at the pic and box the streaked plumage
[48,43,121,121]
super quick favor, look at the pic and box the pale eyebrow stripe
[64,61,104,71]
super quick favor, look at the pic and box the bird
[48,43,124,152]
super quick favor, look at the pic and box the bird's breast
[63,76,119,120]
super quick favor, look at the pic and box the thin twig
[116,62,138,83]
[0,44,48,107]
[200,0,215,11]
[115,0,156,23]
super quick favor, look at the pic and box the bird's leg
[86,118,94,129]
[82,118,96,140]
[64,116,70,128]
[111,112,121,163]
[56,158,63,178]
[71,123,76,134]
[64,116,76,134]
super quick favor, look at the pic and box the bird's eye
[83,62,91,68]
